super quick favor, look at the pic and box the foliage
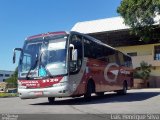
[0,82,7,92]
[0,93,18,98]
[133,61,152,80]
[117,0,160,42]
[5,67,18,88]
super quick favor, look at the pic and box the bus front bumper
[18,85,72,99]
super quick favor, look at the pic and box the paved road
[0,89,160,114]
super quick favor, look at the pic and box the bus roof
[26,31,67,40]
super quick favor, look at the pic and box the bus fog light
[19,86,27,89]
[52,82,66,87]
[58,90,67,93]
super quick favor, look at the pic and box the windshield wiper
[26,54,38,79]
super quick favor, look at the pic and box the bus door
[68,34,85,94]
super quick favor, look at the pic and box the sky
[0,0,121,71]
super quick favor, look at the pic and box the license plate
[34,91,43,96]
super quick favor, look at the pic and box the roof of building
[71,16,160,34]
[71,16,129,34]
[0,70,14,73]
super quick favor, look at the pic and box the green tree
[5,68,18,88]
[117,0,160,42]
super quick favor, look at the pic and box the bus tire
[84,82,92,101]
[96,92,104,97]
[117,81,127,95]
[48,97,55,104]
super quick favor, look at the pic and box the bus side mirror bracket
[13,48,22,64]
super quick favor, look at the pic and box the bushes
[133,61,152,88]
[0,93,18,98]
[134,61,152,80]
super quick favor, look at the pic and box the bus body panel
[70,57,133,96]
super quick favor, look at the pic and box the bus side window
[84,37,96,59]
[118,52,125,66]
[94,44,103,60]
[84,37,91,58]
[124,55,132,67]
[104,47,116,63]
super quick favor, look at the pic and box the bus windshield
[18,35,68,79]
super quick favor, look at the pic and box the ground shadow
[30,91,160,106]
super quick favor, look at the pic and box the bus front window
[42,37,67,76]
[18,35,68,79]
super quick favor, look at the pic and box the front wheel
[48,97,55,104]
[96,92,104,97]
[84,82,92,101]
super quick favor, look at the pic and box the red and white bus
[13,31,133,103]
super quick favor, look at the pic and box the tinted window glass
[124,55,132,67]
[84,37,95,58]
[104,47,116,63]
[118,52,125,66]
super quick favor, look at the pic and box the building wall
[116,43,159,56]
[0,70,14,82]
[116,43,160,67]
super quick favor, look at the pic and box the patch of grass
[0,93,18,98]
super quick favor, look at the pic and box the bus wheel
[117,82,127,95]
[48,97,55,104]
[96,92,104,97]
[84,82,92,101]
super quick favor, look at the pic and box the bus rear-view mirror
[13,48,22,64]
[69,44,78,61]
[13,51,16,64]
[72,49,77,61]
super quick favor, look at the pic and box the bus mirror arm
[13,48,22,64]
[69,61,77,73]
